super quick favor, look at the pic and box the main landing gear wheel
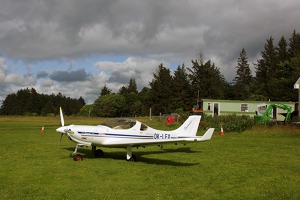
[73,154,83,161]
[126,145,136,162]
[127,154,136,162]
[95,149,104,158]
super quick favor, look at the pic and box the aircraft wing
[99,128,214,147]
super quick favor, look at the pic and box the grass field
[0,116,299,200]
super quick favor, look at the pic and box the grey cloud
[37,71,49,79]
[0,0,300,80]
[50,69,90,82]
[108,69,142,85]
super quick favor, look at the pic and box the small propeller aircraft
[56,107,215,161]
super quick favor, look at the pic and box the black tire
[127,154,136,162]
[95,149,104,158]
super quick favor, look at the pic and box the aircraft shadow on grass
[62,147,201,166]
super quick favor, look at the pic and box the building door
[213,103,220,116]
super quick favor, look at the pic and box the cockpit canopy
[100,118,137,129]
[100,118,148,131]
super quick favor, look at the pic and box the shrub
[204,114,255,132]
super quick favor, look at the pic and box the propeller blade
[58,107,65,147]
[60,107,64,127]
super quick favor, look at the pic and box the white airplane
[56,107,214,161]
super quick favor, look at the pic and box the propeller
[60,107,64,127]
[58,107,65,147]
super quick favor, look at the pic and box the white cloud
[40,79,53,87]
[0,57,36,86]
[95,57,168,89]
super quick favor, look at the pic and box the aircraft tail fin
[175,115,201,137]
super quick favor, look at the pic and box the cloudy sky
[0,0,299,104]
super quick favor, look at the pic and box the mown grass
[0,116,299,200]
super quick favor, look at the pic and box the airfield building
[202,99,297,122]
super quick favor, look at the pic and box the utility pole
[197,90,199,109]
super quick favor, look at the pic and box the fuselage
[57,121,178,147]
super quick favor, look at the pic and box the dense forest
[0,88,85,116]
[1,30,300,116]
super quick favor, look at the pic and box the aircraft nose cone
[56,126,66,133]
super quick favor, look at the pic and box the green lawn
[0,116,299,200]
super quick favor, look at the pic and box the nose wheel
[73,154,83,161]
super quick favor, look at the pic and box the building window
[207,103,211,111]
[241,104,248,112]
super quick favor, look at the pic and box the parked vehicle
[254,103,292,123]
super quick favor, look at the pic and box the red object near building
[166,116,176,125]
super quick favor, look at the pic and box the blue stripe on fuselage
[78,131,153,139]
[104,133,152,138]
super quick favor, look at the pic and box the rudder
[175,115,201,137]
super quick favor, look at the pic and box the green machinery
[254,103,292,123]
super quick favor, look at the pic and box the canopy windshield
[100,118,137,129]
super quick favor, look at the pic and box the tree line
[0,88,85,116]
[86,30,300,117]
[1,30,299,117]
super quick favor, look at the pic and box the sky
[0,0,299,104]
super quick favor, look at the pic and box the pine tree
[118,86,128,95]
[138,87,151,116]
[100,85,112,96]
[288,30,300,58]
[255,37,278,99]
[188,58,227,99]
[172,64,193,110]
[276,36,289,62]
[0,94,18,115]
[149,63,173,114]
[117,78,139,116]
[128,78,138,94]
[28,88,40,115]
[234,48,253,99]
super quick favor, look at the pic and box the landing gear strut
[71,144,87,161]
[126,145,137,162]
[92,146,104,158]
[71,145,136,162]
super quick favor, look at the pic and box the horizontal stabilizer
[198,128,214,141]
